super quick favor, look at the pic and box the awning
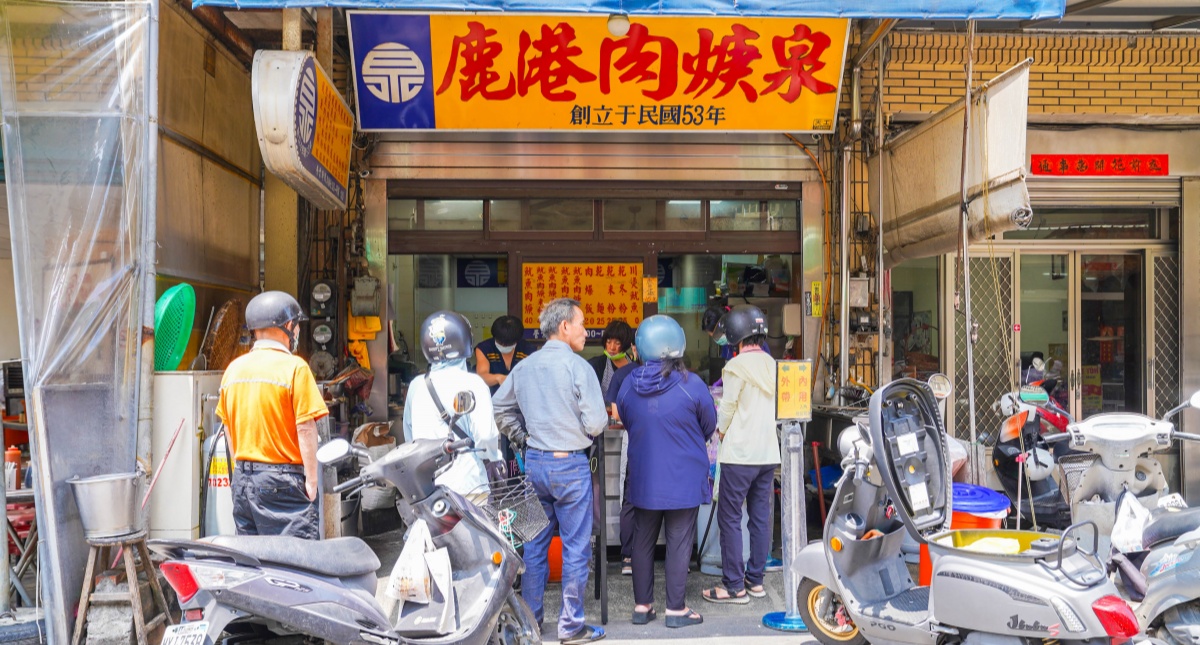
[191,0,1065,20]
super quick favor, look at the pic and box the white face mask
[494,342,516,354]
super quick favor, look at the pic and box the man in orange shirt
[217,291,329,539]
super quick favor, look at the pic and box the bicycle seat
[206,536,381,578]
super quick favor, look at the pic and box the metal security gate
[950,253,1016,448]
[1149,252,1180,418]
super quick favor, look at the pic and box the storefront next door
[1018,252,1147,419]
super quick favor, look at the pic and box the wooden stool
[70,529,173,645]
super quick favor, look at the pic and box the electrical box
[782,303,804,337]
[848,278,871,308]
[150,371,222,540]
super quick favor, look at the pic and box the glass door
[1078,253,1144,417]
[1019,254,1072,413]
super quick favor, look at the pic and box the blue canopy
[193,0,1065,20]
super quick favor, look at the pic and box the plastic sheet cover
[0,0,154,639]
[192,0,1065,19]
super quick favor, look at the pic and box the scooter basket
[1057,452,1100,501]
[477,476,550,548]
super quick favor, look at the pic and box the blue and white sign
[348,14,436,131]
[456,259,504,288]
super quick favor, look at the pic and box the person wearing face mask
[588,319,635,395]
[475,315,535,395]
[217,291,328,539]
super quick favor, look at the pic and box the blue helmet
[635,315,686,360]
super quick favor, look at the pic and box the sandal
[747,585,767,598]
[621,558,632,576]
[665,609,704,628]
[561,625,606,645]
[631,607,656,625]
[701,586,749,604]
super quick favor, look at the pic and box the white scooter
[793,377,1141,645]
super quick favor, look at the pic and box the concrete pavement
[363,527,817,645]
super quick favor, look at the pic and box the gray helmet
[246,291,307,330]
[420,311,473,364]
[714,305,768,347]
[635,315,685,360]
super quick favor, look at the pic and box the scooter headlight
[1050,596,1087,633]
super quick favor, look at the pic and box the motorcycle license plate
[161,622,209,645]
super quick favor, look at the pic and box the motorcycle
[1042,390,1200,643]
[992,383,1075,530]
[151,390,540,645]
[793,376,1141,645]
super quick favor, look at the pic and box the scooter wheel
[798,579,867,645]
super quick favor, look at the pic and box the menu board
[521,262,643,337]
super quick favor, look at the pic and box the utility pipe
[849,19,898,140]
[137,0,161,504]
[839,146,851,402]
[959,21,980,483]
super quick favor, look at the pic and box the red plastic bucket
[918,484,1010,585]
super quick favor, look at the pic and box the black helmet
[714,305,768,347]
[246,291,307,330]
[420,311,473,364]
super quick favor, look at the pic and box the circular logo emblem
[427,315,449,347]
[295,62,317,150]
[362,43,425,104]
[464,261,492,287]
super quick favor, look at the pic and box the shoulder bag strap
[424,372,471,441]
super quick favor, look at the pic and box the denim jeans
[522,449,593,639]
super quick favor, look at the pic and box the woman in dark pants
[615,315,716,628]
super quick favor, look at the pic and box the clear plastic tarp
[0,0,155,639]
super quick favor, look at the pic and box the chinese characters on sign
[521,263,644,336]
[348,13,849,131]
[1030,154,1169,177]
[776,360,813,421]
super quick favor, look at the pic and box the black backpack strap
[425,372,471,441]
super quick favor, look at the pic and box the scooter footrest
[859,587,929,626]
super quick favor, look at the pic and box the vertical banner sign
[253,50,355,210]
[522,263,642,337]
[776,360,813,421]
[642,277,659,303]
[348,13,849,132]
[811,281,823,317]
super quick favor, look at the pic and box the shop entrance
[1018,252,1144,419]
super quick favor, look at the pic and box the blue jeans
[522,450,593,639]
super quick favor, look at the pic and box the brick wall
[878,32,1200,116]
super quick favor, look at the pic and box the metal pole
[137,0,161,476]
[877,42,888,384]
[0,481,9,615]
[959,21,980,482]
[763,420,808,632]
[282,9,302,51]
[839,147,851,402]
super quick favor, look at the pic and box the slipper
[665,609,704,628]
[702,586,749,604]
[747,585,767,598]
[561,625,606,645]
[621,558,632,576]
[631,608,656,625]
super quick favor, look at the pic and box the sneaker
[765,556,783,572]
[621,558,632,576]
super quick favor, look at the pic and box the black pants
[631,506,698,611]
[620,471,634,558]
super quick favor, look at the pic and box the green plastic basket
[155,283,196,371]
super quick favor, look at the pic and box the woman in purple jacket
[615,315,717,628]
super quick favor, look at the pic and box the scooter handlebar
[1174,431,1200,443]
[445,438,475,453]
[333,475,366,494]
[1043,432,1072,444]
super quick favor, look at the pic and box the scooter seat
[206,536,381,577]
[1142,507,1200,548]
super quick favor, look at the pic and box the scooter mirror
[927,373,952,400]
[317,439,352,465]
[453,391,476,415]
[1191,390,1200,410]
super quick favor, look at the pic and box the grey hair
[540,298,581,339]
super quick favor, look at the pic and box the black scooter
[151,390,540,645]
[992,384,1075,530]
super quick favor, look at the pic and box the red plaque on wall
[1030,154,1169,176]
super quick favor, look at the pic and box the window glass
[490,199,593,231]
[603,199,703,231]
[709,200,798,231]
[890,256,940,380]
[388,199,417,231]
[425,200,483,230]
[1004,209,1156,240]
